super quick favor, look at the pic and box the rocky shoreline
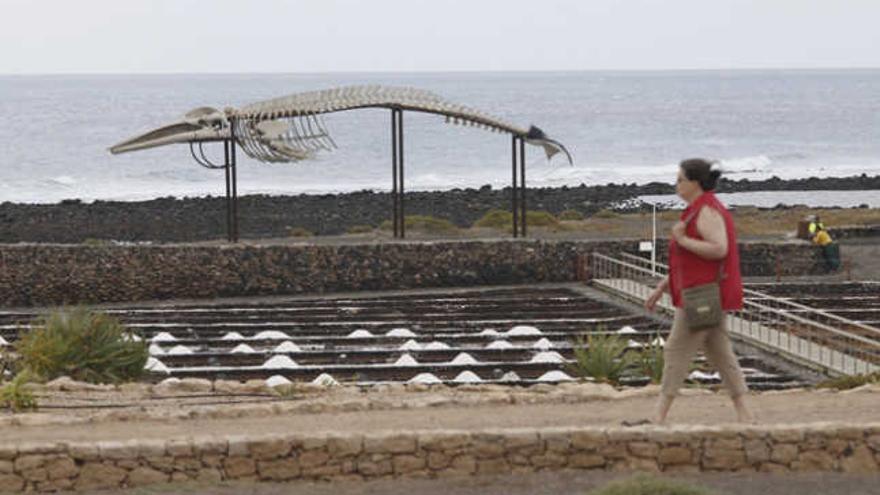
[1,174,878,243]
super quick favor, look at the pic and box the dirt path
[2,389,877,446]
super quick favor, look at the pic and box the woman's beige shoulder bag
[676,209,725,332]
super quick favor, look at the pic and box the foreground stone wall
[0,240,823,307]
[0,424,877,492]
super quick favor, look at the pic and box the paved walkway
[2,389,877,446]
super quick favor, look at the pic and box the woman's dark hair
[680,158,721,191]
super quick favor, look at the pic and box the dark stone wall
[0,240,823,308]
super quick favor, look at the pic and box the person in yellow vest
[812,226,832,247]
[812,225,839,272]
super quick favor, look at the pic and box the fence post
[775,257,782,282]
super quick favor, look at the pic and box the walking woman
[644,158,754,424]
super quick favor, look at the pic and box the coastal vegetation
[346,224,375,234]
[286,227,314,238]
[16,308,148,384]
[379,215,459,234]
[0,371,37,412]
[568,332,635,385]
[473,209,565,231]
[587,475,717,495]
[636,335,666,384]
[558,209,585,221]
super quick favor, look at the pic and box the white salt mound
[627,340,644,349]
[394,354,420,366]
[507,325,542,336]
[408,373,443,385]
[148,344,165,355]
[485,340,514,349]
[537,370,574,382]
[265,375,292,388]
[500,371,521,382]
[252,330,291,340]
[453,371,483,383]
[424,341,450,350]
[230,344,257,354]
[616,326,638,335]
[532,338,554,350]
[261,355,299,369]
[150,332,177,343]
[399,339,423,351]
[530,351,566,363]
[144,357,170,374]
[386,328,416,337]
[221,332,246,341]
[313,373,340,386]
[273,341,301,353]
[347,329,374,338]
[166,345,194,355]
[449,352,479,365]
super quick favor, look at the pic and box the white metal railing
[591,251,880,376]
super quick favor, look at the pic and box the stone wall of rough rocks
[0,424,877,492]
[0,240,824,307]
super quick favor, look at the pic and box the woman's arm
[673,206,729,260]
[645,276,669,311]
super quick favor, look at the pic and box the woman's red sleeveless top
[668,191,743,311]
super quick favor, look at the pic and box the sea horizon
[2,69,879,205]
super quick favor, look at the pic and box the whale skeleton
[110,85,572,239]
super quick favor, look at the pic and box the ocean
[1,70,879,204]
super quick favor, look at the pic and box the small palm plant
[0,371,38,412]
[568,331,635,385]
[636,333,666,384]
[16,307,148,384]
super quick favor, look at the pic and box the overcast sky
[1,0,878,74]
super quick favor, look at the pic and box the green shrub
[525,210,561,227]
[17,308,148,384]
[587,474,717,495]
[473,209,562,230]
[473,209,512,229]
[592,209,620,219]
[559,209,585,221]
[286,227,313,238]
[346,224,374,234]
[0,371,38,412]
[82,238,109,246]
[379,215,458,234]
[816,371,880,390]
[568,332,635,385]
[637,334,666,384]
[0,348,17,378]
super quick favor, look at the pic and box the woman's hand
[671,221,686,242]
[645,287,663,311]
[644,277,668,312]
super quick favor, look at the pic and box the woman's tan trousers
[660,308,749,398]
